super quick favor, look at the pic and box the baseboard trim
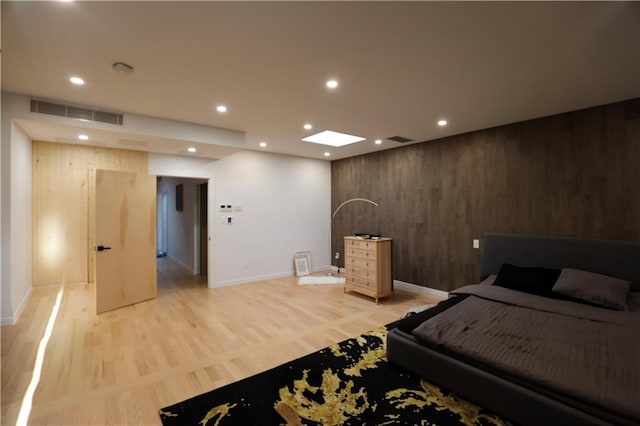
[394,280,449,299]
[14,286,33,321]
[213,271,292,288]
[212,264,331,288]
[167,255,195,274]
[313,264,332,273]
[1,286,33,325]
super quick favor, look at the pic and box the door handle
[96,245,112,252]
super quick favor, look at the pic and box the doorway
[157,190,168,257]
[155,176,209,283]
[197,182,208,277]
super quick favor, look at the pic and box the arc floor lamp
[330,198,379,274]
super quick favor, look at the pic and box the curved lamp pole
[332,198,379,219]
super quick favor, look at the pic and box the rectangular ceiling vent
[119,139,147,147]
[30,99,124,125]
[387,135,413,143]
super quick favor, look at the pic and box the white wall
[157,176,206,271]
[1,98,33,325]
[1,94,9,324]
[10,123,33,321]
[149,150,331,287]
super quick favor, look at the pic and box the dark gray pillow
[552,268,630,311]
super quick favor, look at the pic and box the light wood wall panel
[331,98,640,292]
[32,142,147,286]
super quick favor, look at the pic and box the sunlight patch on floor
[16,284,65,426]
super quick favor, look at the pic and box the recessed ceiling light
[374,139,382,145]
[303,123,312,130]
[78,134,89,140]
[70,76,85,85]
[216,105,227,113]
[302,130,365,147]
[326,79,338,89]
[259,142,267,148]
[438,119,448,127]
[187,147,196,153]
[324,152,331,157]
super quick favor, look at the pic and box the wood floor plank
[2,258,441,425]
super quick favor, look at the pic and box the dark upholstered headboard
[481,233,640,291]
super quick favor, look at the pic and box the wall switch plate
[473,239,480,249]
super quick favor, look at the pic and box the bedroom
[2,1,639,425]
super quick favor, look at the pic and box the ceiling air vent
[387,135,413,143]
[30,99,123,125]
[119,139,147,147]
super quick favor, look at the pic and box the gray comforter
[412,285,640,422]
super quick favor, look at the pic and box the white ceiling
[2,1,638,161]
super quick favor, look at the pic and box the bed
[387,232,640,425]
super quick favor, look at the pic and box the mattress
[389,284,640,425]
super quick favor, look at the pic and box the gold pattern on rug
[331,326,388,377]
[158,409,177,418]
[276,369,370,425]
[386,380,506,426]
[198,402,237,426]
[343,341,386,377]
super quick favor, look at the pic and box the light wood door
[94,169,157,313]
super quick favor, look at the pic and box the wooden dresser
[343,236,393,304]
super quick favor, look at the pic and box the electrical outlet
[473,239,480,249]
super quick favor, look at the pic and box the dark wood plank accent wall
[331,98,640,291]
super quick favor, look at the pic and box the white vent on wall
[30,99,124,125]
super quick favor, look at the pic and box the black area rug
[159,324,508,425]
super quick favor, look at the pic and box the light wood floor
[1,258,441,425]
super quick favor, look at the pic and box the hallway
[157,256,207,291]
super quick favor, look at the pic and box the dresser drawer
[345,247,376,260]
[346,265,375,279]
[345,238,377,250]
[346,274,375,290]
[346,257,375,270]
